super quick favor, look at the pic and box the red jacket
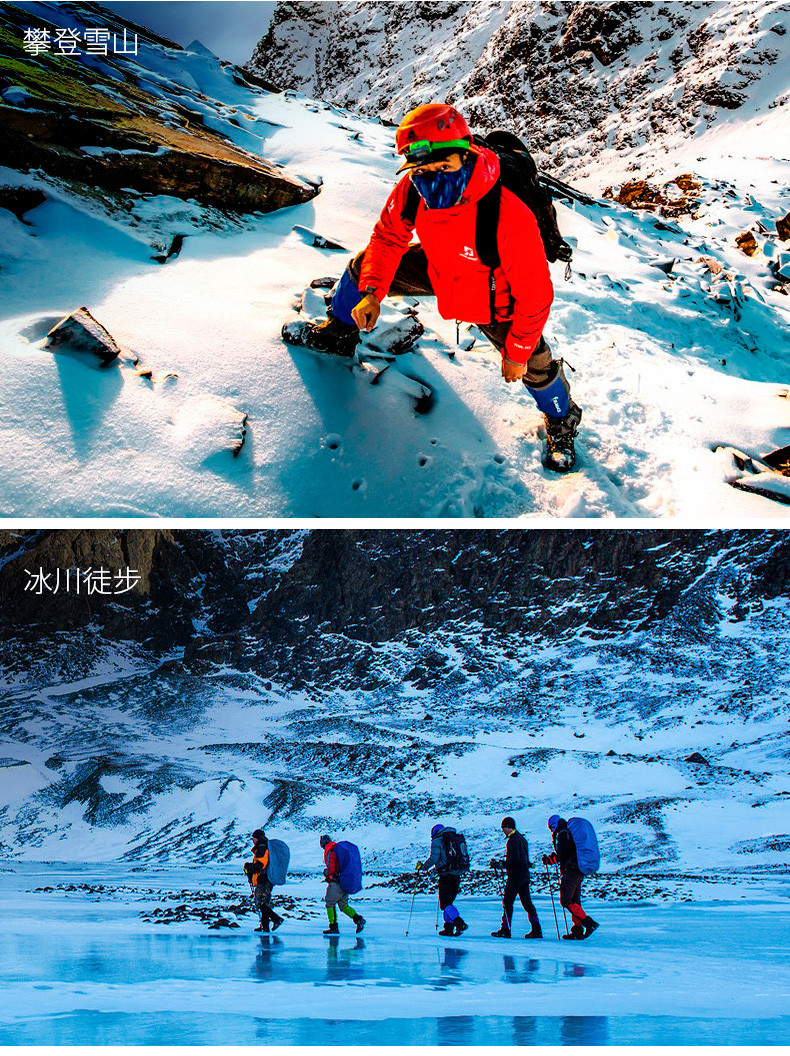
[359,145,554,365]
[323,842,339,881]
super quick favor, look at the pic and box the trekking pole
[554,863,568,933]
[435,893,440,932]
[545,866,560,940]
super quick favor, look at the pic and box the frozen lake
[0,867,788,1045]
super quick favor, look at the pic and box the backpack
[441,830,470,873]
[265,838,290,886]
[567,817,600,875]
[334,840,363,894]
[402,128,573,314]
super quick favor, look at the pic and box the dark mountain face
[1,527,787,669]
[1,528,789,871]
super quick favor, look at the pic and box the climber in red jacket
[282,103,582,472]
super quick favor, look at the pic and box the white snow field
[1,18,790,518]
[1,865,788,1046]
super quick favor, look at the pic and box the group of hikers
[283,102,584,473]
[244,814,600,942]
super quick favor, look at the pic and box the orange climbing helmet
[395,103,472,170]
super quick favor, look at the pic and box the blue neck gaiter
[411,158,474,210]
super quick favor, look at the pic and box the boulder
[776,212,790,243]
[735,231,759,257]
[46,307,122,363]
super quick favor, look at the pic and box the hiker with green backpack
[416,823,469,936]
[282,102,583,473]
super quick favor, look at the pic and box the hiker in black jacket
[489,816,542,938]
[243,828,284,933]
[543,815,598,939]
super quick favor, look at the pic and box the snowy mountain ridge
[1,529,788,902]
[249,0,790,187]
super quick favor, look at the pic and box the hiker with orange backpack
[282,102,583,472]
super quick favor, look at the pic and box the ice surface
[0,866,787,1046]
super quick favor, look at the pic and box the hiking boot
[438,923,455,937]
[525,923,543,939]
[354,914,366,933]
[581,916,599,939]
[254,923,269,933]
[270,913,284,932]
[490,927,511,938]
[454,918,468,936]
[562,923,585,940]
[543,400,582,473]
[282,314,360,358]
[323,922,339,934]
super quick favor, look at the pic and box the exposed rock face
[0,530,251,646]
[3,528,789,685]
[247,1,790,179]
[0,3,316,215]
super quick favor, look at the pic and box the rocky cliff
[247,0,790,180]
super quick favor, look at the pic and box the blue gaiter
[411,160,473,210]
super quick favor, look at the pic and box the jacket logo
[460,246,477,261]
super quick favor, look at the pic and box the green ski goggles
[401,138,471,164]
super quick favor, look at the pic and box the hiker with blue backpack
[282,102,583,473]
[416,823,469,937]
[320,834,366,935]
[243,828,287,933]
[543,815,600,940]
[489,816,542,939]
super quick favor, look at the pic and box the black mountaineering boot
[543,401,582,473]
[323,921,340,935]
[525,922,543,939]
[491,926,511,938]
[524,360,582,473]
[562,923,585,940]
[438,923,455,937]
[454,918,468,936]
[270,912,283,932]
[581,916,599,939]
[354,914,366,933]
[281,313,360,358]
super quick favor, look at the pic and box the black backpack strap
[402,181,420,226]
[475,182,502,323]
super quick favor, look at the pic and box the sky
[101,1,275,64]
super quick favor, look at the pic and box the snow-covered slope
[1,2,789,517]
[2,528,788,902]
